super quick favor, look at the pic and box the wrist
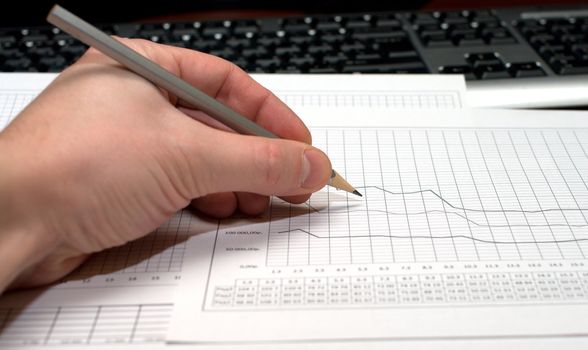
[0,133,56,292]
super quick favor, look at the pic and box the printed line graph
[265,128,588,265]
[292,186,588,228]
[279,228,588,245]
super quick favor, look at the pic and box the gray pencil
[46,5,361,196]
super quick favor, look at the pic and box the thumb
[193,129,332,197]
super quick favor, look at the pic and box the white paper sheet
[169,108,588,343]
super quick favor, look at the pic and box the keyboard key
[488,36,517,45]
[0,35,16,46]
[465,52,498,63]
[548,53,575,65]
[283,23,311,32]
[289,36,314,45]
[22,34,49,43]
[202,27,229,37]
[556,62,588,75]
[172,27,197,36]
[472,60,503,70]
[439,64,471,73]
[258,19,281,33]
[421,29,446,37]
[289,56,315,66]
[275,46,301,55]
[411,14,438,26]
[323,54,348,64]
[450,28,477,37]
[257,37,282,46]
[4,57,32,71]
[351,28,407,40]
[353,53,385,64]
[27,46,55,57]
[191,40,220,51]
[316,22,341,31]
[321,34,345,43]
[243,47,269,57]
[226,38,251,47]
[425,37,454,47]
[309,67,337,73]
[39,56,67,71]
[0,48,23,59]
[137,29,166,38]
[346,20,371,29]
[479,70,511,79]
[571,43,588,52]
[529,34,556,46]
[308,44,333,54]
[341,43,366,52]
[375,18,401,28]
[233,26,259,35]
[387,50,419,60]
[457,36,485,46]
[59,45,87,58]
[439,65,476,80]
[443,17,469,25]
[342,61,426,73]
[507,62,545,78]
[256,57,281,68]
[475,63,510,79]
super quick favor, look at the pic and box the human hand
[0,38,331,290]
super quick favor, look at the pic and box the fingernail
[302,149,327,189]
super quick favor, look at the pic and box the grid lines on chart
[67,211,190,278]
[265,128,588,265]
[0,304,171,346]
[0,92,36,129]
[277,91,460,109]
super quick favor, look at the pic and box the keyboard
[2,5,588,107]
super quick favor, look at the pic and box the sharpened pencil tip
[353,190,363,197]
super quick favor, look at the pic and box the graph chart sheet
[170,110,588,343]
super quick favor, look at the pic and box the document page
[169,108,588,342]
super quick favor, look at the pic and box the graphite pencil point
[352,190,363,197]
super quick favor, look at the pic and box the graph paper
[266,128,588,265]
[0,304,172,346]
[170,109,588,343]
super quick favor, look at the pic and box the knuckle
[256,142,284,186]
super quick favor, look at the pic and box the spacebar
[342,61,426,72]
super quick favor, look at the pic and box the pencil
[46,5,361,197]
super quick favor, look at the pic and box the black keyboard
[2,5,588,106]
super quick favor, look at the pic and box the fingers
[280,193,312,204]
[79,39,311,144]
[191,192,237,218]
[191,192,270,218]
[184,125,332,198]
[236,192,270,216]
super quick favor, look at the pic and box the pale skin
[0,38,332,293]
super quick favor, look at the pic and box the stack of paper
[2,73,588,349]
